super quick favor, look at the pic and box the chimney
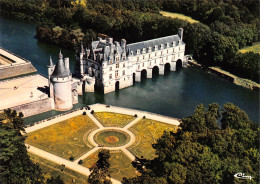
[178,28,184,41]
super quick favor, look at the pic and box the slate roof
[51,55,70,78]
[126,34,183,56]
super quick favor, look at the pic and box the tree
[88,149,112,184]
[124,103,259,184]
[0,109,43,183]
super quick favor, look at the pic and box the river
[0,15,259,123]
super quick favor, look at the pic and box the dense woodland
[1,103,259,183]
[0,0,259,82]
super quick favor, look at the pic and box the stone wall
[0,63,37,80]
[11,98,53,117]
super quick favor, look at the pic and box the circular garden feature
[94,129,130,147]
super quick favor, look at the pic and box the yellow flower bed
[26,115,98,160]
[128,119,177,160]
[94,112,135,127]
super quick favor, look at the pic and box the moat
[0,15,259,123]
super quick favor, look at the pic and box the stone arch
[133,73,136,83]
[115,81,120,91]
[152,66,159,78]
[141,69,147,79]
[164,63,171,72]
[176,59,182,69]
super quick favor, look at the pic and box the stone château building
[74,28,187,94]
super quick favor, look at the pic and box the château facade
[74,28,188,94]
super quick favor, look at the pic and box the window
[138,65,140,69]
[115,70,119,78]
[166,56,168,60]
[137,50,140,54]
[161,51,163,55]
[155,52,157,56]
[116,63,119,68]
[137,57,139,62]
[173,48,175,52]
[123,64,125,67]
[109,60,112,64]
[143,63,144,67]
[109,67,112,71]
[109,74,112,79]
[179,47,180,51]
[167,50,168,54]
[161,44,164,49]
[143,55,145,59]
[116,57,119,62]
[150,62,151,66]
[122,56,126,60]
[149,54,151,59]
[155,45,158,51]
[122,70,125,75]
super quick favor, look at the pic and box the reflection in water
[0,15,258,124]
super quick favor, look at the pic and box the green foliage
[69,156,74,161]
[0,0,258,81]
[46,175,64,184]
[125,103,259,184]
[0,109,44,184]
[88,149,112,184]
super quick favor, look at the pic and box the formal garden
[128,118,178,159]
[25,110,179,181]
[82,150,138,181]
[25,115,99,160]
[93,112,136,127]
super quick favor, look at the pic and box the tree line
[0,0,259,82]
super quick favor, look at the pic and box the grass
[94,130,130,147]
[239,42,260,54]
[128,119,177,160]
[82,150,137,181]
[94,112,136,127]
[160,11,199,23]
[26,115,99,160]
[28,153,89,184]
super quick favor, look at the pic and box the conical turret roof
[51,51,70,78]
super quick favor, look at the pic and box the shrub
[143,116,146,119]
[134,114,138,117]
[69,156,74,161]
[82,111,86,115]
[91,110,94,114]
[78,160,83,164]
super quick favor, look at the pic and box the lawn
[82,150,137,181]
[128,119,177,160]
[26,115,99,160]
[160,11,199,23]
[29,153,89,184]
[94,112,136,127]
[239,42,260,54]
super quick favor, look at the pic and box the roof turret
[49,55,54,66]
[51,51,70,78]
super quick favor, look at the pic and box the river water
[0,15,259,123]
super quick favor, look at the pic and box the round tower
[50,51,73,111]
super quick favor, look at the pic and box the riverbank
[188,60,260,91]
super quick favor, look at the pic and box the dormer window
[142,48,146,53]
[137,49,140,54]
[148,47,152,52]
[167,43,170,47]
[154,45,158,51]
[131,51,133,55]
[115,56,119,62]
[160,44,164,49]
[173,41,176,47]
